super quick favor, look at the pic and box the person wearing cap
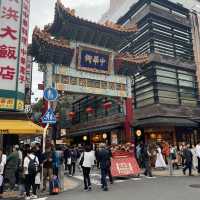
[97,143,110,191]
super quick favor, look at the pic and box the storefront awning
[134,117,198,128]
[0,120,44,135]
[70,123,122,137]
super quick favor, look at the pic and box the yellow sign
[17,100,24,111]
[0,98,15,109]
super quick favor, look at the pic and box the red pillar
[124,97,134,143]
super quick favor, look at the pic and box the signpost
[42,108,56,124]
[43,87,58,102]
[41,87,58,189]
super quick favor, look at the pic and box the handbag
[67,157,71,165]
[79,152,84,166]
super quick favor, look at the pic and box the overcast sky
[30,0,109,102]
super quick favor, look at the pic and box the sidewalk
[1,175,80,200]
[152,168,200,177]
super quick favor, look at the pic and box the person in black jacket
[141,144,153,177]
[183,144,193,176]
[98,143,110,191]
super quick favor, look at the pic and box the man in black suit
[98,143,110,191]
[183,144,193,176]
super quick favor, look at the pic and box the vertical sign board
[0,0,30,111]
[25,55,32,104]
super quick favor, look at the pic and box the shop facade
[116,0,200,146]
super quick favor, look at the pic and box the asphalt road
[46,176,200,200]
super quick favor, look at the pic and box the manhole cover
[189,184,200,188]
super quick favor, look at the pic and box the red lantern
[86,107,94,113]
[68,111,75,119]
[56,113,60,120]
[103,101,112,110]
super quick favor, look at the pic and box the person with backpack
[0,149,6,197]
[23,148,39,200]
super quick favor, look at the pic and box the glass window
[179,80,194,87]
[178,74,194,81]
[135,80,151,89]
[137,98,154,107]
[157,76,177,85]
[156,69,176,78]
[151,2,170,12]
[181,100,197,106]
[135,86,153,95]
[153,28,172,36]
[136,91,154,101]
[152,22,171,30]
[158,90,178,98]
[157,84,178,92]
[159,97,179,105]
[156,66,176,72]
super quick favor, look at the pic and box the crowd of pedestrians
[136,141,200,177]
[0,142,79,199]
[0,140,200,199]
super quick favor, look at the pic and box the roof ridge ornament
[115,53,149,64]
[33,27,71,49]
[56,0,137,33]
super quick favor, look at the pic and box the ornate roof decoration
[56,0,137,33]
[33,27,70,49]
[114,53,149,75]
[103,20,137,32]
[115,53,149,64]
[31,27,74,65]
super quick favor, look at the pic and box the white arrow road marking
[35,197,48,200]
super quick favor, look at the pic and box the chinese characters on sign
[0,45,17,59]
[18,0,30,90]
[78,46,111,74]
[0,65,15,80]
[54,67,129,98]
[0,0,30,110]
[57,75,126,92]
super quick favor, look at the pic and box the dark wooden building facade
[117,0,200,145]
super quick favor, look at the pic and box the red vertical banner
[18,0,30,94]
[124,97,134,143]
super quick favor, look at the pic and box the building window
[159,97,179,105]
[136,98,154,107]
[157,76,177,85]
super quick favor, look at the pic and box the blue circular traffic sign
[43,87,58,101]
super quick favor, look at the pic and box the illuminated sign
[77,46,112,74]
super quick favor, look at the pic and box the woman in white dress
[155,145,167,169]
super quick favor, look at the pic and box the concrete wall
[100,0,138,23]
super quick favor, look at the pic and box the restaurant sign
[0,0,30,111]
[77,46,112,74]
[54,66,131,98]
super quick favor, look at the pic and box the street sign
[42,108,56,124]
[43,87,58,101]
[25,105,32,113]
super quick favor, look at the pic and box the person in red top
[162,142,170,164]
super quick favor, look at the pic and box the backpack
[49,175,60,195]
[79,152,84,166]
[28,156,38,175]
